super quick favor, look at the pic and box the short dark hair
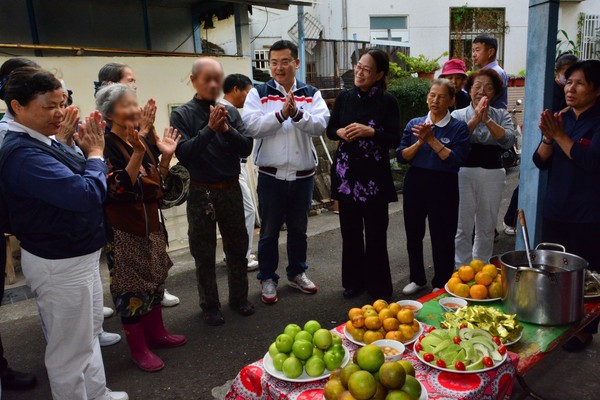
[362,48,390,90]
[464,68,504,98]
[431,78,456,99]
[565,60,600,91]
[473,35,498,58]
[3,67,62,114]
[223,73,252,94]
[95,62,130,95]
[269,40,298,60]
[0,58,40,100]
[555,53,578,72]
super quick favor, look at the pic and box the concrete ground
[0,169,598,400]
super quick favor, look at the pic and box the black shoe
[343,288,364,299]
[201,307,225,326]
[1,368,37,391]
[230,300,255,316]
[562,334,592,352]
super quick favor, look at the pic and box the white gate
[580,14,600,60]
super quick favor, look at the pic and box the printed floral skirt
[106,228,173,318]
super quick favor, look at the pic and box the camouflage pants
[187,183,249,310]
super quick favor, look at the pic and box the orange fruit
[399,325,415,342]
[352,315,366,328]
[363,330,384,344]
[458,266,475,282]
[365,316,383,330]
[447,277,463,293]
[352,328,366,342]
[488,282,503,298]
[364,309,378,319]
[411,320,420,332]
[396,309,414,324]
[453,283,470,298]
[475,271,493,286]
[385,330,398,340]
[452,271,460,279]
[482,264,499,279]
[470,284,488,299]
[348,308,363,320]
[383,317,400,332]
[362,304,375,312]
[373,299,389,313]
[378,309,394,321]
[388,302,401,315]
[469,259,485,273]
[346,320,356,334]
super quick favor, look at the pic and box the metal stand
[515,375,546,400]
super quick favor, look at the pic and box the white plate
[413,334,507,374]
[419,381,429,400]
[343,321,424,347]
[585,292,600,299]
[504,331,523,346]
[263,348,350,383]
[444,283,501,303]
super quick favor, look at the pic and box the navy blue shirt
[0,127,107,259]
[397,114,471,173]
[533,101,600,223]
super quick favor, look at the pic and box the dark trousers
[187,184,249,310]
[0,233,8,372]
[403,167,459,288]
[339,201,393,300]
[256,173,313,282]
[503,185,519,227]
[543,218,600,334]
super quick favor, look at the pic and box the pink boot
[123,323,164,372]
[142,305,187,348]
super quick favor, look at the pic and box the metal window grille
[253,49,270,70]
[580,14,600,60]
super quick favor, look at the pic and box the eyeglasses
[355,63,374,75]
[269,59,294,68]
[472,84,495,94]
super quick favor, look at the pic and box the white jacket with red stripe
[242,79,330,181]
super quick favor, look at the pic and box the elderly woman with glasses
[452,69,515,268]
[326,48,401,301]
[397,79,471,295]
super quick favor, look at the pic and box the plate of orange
[445,262,503,302]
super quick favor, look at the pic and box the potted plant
[397,52,448,79]
[508,70,526,87]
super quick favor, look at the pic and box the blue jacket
[397,114,471,174]
[0,129,107,259]
[533,101,600,223]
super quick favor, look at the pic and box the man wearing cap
[439,59,471,111]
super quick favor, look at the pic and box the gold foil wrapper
[441,305,523,343]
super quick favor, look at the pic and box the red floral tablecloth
[226,323,518,400]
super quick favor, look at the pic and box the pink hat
[440,59,467,77]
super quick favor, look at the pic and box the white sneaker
[261,279,279,304]
[288,273,318,294]
[106,389,129,400]
[247,254,259,272]
[103,307,114,318]
[402,282,426,296]
[503,222,517,236]
[161,289,180,307]
[99,329,121,347]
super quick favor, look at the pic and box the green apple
[305,356,326,377]
[295,330,313,342]
[282,357,303,379]
[293,339,314,360]
[313,329,333,350]
[276,333,294,354]
[331,343,345,357]
[269,342,280,358]
[272,353,289,371]
[304,320,322,335]
[312,347,325,359]
[324,349,343,371]
[332,335,343,346]
[284,323,302,339]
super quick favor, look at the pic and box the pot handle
[535,243,566,252]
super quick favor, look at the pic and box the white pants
[455,167,506,267]
[239,162,256,258]
[21,249,109,400]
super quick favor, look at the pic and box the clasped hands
[281,90,298,119]
[208,104,230,133]
[337,123,375,142]
[412,122,435,144]
[539,109,566,143]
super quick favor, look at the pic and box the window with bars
[370,16,410,46]
[449,7,507,71]
[580,14,600,60]
[253,49,270,70]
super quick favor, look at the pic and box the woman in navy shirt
[398,80,471,294]
[534,60,600,350]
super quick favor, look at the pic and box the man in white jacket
[242,40,330,304]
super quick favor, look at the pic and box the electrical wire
[250,7,269,44]
[171,23,200,52]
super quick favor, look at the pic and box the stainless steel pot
[499,243,587,325]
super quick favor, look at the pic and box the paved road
[1,170,598,399]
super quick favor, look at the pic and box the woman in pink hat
[440,59,471,111]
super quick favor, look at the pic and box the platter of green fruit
[413,327,508,374]
[263,320,350,382]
